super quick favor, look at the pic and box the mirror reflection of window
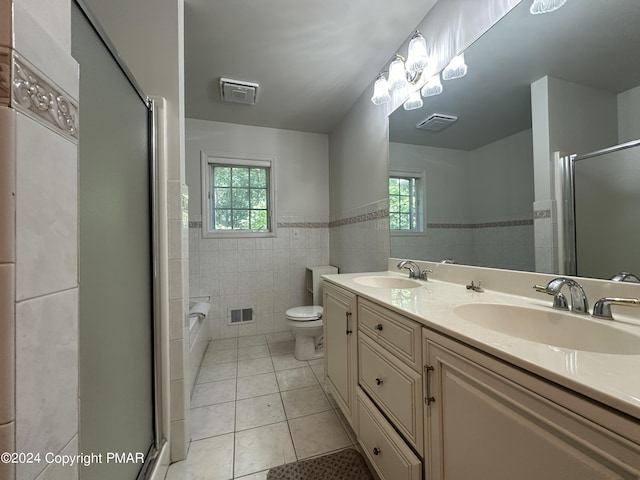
[389,172,423,232]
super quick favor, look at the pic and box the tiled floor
[165,331,359,480]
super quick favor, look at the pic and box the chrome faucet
[534,277,589,314]
[610,272,640,283]
[397,260,431,280]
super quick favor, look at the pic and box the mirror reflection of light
[403,90,424,111]
[421,74,444,97]
[442,54,468,81]
[530,0,567,15]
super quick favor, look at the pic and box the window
[389,172,423,232]
[202,153,275,237]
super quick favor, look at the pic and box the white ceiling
[183,0,437,134]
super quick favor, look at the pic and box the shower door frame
[559,138,640,277]
[74,0,164,477]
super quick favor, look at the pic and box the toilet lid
[286,305,323,321]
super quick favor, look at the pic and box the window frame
[389,170,426,235]
[201,152,277,238]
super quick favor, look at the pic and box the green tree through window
[389,176,419,231]
[211,165,269,231]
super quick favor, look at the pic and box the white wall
[186,119,329,221]
[618,84,640,143]
[185,118,331,339]
[470,129,534,222]
[328,87,391,273]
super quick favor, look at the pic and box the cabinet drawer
[357,388,421,480]
[359,334,423,453]
[358,298,421,371]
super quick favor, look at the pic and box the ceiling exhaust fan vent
[416,113,458,132]
[219,77,259,105]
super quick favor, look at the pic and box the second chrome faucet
[534,277,589,314]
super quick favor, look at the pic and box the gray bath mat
[266,448,374,480]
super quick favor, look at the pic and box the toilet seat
[286,305,323,321]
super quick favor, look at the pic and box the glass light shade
[371,75,391,105]
[403,90,423,111]
[421,74,443,97]
[405,31,429,73]
[388,55,407,90]
[442,53,468,81]
[530,0,567,15]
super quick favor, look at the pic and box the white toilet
[286,306,324,361]
[286,265,337,361]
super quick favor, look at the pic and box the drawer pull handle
[373,447,381,456]
[345,311,352,335]
[374,323,383,331]
[424,365,435,405]
[375,377,383,386]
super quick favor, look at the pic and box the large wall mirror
[389,0,640,280]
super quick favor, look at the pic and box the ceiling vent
[219,77,259,105]
[416,113,458,132]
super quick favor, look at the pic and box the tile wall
[329,199,390,274]
[391,221,535,271]
[1,2,81,479]
[189,216,330,339]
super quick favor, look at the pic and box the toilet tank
[305,265,338,305]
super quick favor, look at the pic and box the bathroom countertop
[323,271,640,422]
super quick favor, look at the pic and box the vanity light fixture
[405,30,429,73]
[530,0,567,15]
[388,54,409,91]
[370,30,429,105]
[442,53,468,81]
[421,74,443,97]
[371,73,392,105]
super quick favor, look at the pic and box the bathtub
[188,297,210,393]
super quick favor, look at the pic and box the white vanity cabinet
[323,282,358,429]
[423,329,640,480]
[323,277,640,480]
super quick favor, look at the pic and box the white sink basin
[454,303,640,355]
[353,275,422,289]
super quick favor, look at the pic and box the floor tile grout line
[192,336,341,479]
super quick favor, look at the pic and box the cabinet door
[324,283,357,428]
[423,332,640,480]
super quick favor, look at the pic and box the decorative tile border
[188,220,330,229]
[329,208,389,228]
[10,52,78,143]
[427,219,533,229]
[0,48,9,105]
[277,221,328,228]
[533,209,552,219]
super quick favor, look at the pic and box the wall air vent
[416,113,458,132]
[220,77,259,105]
[228,307,254,325]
